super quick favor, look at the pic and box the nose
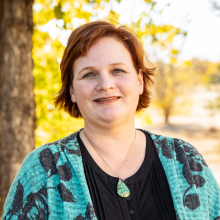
[96,72,115,91]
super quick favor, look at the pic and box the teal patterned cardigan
[2,129,220,220]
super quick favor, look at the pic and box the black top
[77,130,176,220]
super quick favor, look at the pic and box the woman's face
[70,37,143,125]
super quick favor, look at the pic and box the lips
[94,96,121,102]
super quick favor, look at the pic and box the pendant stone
[117,179,130,198]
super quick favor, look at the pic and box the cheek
[74,82,91,99]
[120,76,140,97]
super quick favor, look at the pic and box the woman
[2,21,220,220]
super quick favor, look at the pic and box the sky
[158,0,220,62]
[36,0,220,62]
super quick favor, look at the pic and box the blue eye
[84,72,95,78]
[113,69,124,74]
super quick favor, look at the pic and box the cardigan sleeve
[148,131,220,220]
[2,134,97,220]
[173,138,220,219]
[2,148,49,220]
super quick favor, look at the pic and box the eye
[83,72,95,78]
[113,69,124,74]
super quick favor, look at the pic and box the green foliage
[33,0,87,147]
[54,3,64,19]
[33,29,84,147]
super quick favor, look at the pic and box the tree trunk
[0,0,35,215]
[165,109,170,124]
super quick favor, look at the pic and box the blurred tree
[153,59,220,124]
[205,96,220,116]
[0,0,35,214]
[153,61,195,123]
[204,62,220,119]
[33,0,187,146]
[206,1,220,120]
[190,59,217,86]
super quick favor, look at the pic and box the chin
[98,111,125,123]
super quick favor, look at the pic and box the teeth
[96,97,119,102]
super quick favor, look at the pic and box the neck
[82,118,137,159]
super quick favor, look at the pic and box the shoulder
[142,129,220,218]
[142,130,176,159]
[142,129,212,188]
[2,130,84,219]
[8,129,82,185]
[23,129,82,169]
[4,130,82,195]
[143,129,207,165]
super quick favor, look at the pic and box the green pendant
[117,179,130,198]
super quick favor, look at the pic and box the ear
[138,69,144,95]
[69,86,76,103]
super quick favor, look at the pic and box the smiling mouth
[94,97,121,102]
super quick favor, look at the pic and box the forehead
[73,37,134,73]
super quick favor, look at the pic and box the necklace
[83,129,136,198]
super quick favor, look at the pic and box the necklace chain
[83,129,136,180]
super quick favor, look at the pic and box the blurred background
[0,0,220,215]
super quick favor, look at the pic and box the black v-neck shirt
[77,130,176,220]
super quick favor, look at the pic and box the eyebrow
[78,62,129,75]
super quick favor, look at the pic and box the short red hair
[55,21,155,118]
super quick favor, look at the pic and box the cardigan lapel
[62,130,98,220]
[146,130,206,220]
